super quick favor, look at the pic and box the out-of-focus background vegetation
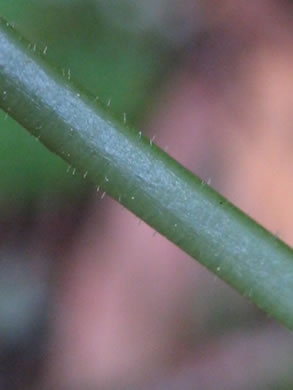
[1,1,293,389]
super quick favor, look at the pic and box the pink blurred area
[45,1,293,389]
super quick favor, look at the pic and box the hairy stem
[1,17,293,329]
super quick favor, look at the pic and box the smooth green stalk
[1,17,293,329]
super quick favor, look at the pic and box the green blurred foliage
[0,0,170,206]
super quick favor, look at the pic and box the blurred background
[1,1,293,389]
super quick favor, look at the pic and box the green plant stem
[1,17,293,329]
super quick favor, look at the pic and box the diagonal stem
[1,17,293,329]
